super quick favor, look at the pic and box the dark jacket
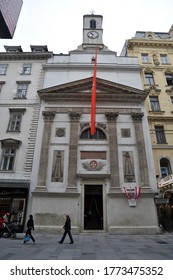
[64,216,71,230]
[27,218,34,230]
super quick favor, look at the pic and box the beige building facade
[121,25,173,232]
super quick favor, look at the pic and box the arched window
[80,128,106,140]
[160,158,172,178]
[90,19,96,29]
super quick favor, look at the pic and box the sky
[0,0,173,55]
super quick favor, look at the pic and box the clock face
[87,31,99,39]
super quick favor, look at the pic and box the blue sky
[0,0,173,55]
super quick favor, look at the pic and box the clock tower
[82,14,104,49]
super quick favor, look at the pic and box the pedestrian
[58,214,74,244]
[24,214,35,244]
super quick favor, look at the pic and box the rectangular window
[0,64,7,75]
[0,148,16,171]
[160,54,169,64]
[155,126,167,144]
[171,96,173,105]
[16,84,28,98]
[165,73,173,86]
[8,112,22,132]
[145,72,154,85]
[22,64,31,74]
[141,53,149,63]
[149,96,160,111]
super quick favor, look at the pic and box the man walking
[58,215,74,244]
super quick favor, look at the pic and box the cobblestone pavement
[0,232,173,260]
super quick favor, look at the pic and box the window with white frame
[145,72,154,85]
[141,53,149,63]
[149,96,160,111]
[16,84,28,98]
[22,64,31,74]
[7,109,26,132]
[0,148,16,171]
[0,139,21,171]
[160,54,169,64]
[0,64,7,75]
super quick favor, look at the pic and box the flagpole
[90,48,98,135]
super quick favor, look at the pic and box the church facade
[30,14,160,234]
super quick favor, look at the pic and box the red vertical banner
[90,48,98,135]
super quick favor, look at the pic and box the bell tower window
[90,19,96,29]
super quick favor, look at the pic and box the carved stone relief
[123,151,135,182]
[51,151,64,182]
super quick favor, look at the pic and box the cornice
[128,40,173,49]
[148,115,173,122]
[0,52,53,61]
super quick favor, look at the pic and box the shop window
[80,128,106,140]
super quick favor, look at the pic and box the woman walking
[24,214,35,244]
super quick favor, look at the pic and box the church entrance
[84,185,103,230]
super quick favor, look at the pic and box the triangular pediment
[38,77,147,102]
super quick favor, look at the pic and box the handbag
[23,234,30,242]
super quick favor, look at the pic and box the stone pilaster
[105,112,119,189]
[37,111,56,190]
[66,112,81,191]
[131,112,149,187]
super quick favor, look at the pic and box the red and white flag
[90,48,98,135]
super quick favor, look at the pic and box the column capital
[68,112,81,121]
[42,111,56,121]
[131,112,144,122]
[105,112,119,121]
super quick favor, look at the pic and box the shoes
[58,241,62,244]
[69,242,74,244]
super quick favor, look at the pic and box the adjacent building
[0,0,23,38]
[30,14,160,234]
[0,45,52,231]
[121,25,173,232]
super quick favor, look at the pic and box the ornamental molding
[68,112,81,121]
[131,112,144,122]
[42,111,56,121]
[80,122,107,132]
[145,85,161,95]
[105,112,119,121]
[82,160,106,171]
[165,86,173,94]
